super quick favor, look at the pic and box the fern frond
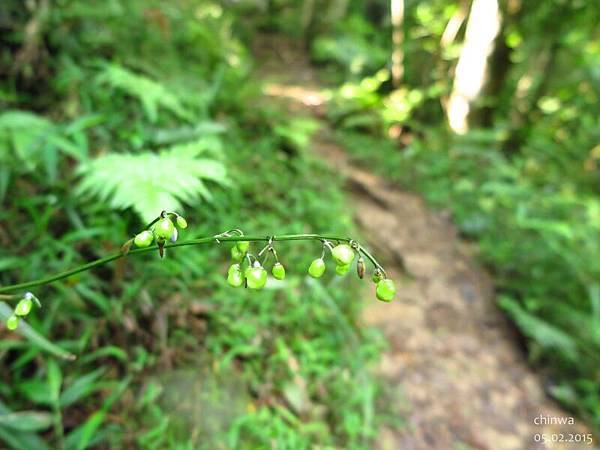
[97,64,190,122]
[76,140,229,222]
[0,111,54,170]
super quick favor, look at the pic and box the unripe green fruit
[272,262,286,280]
[15,298,33,317]
[376,279,396,302]
[227,267,244,287]
[155,218,175,240]
[331,244,355,266]
[236,241,250,253]
[176,216,188,229]
[308,258,326,278]
[134,230,153,248]
[228,263,241,276]
[6,315,18,330]
[372,270,383,284]
[245,262,267,289]
[335,263,351,276]
[231,246,245,262]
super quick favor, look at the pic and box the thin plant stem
[0,234,386,294]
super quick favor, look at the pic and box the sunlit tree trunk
[390,0,404,87]
[446,0,501,134]
[440,1,468,49]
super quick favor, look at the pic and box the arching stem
[0,234,386,294]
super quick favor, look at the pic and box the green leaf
[47,360,62,404]
[76,140,229,222]
[0,400,50,450]
[0,110,83,186]
[0,411,54,432]
[64,376,131,450]
[96,64,190,122]
[60,368,106,408]
[0,111,53,170]
[16,379,52,407]
[499,296,578,359]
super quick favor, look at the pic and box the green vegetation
[2,0,599,447]
[0,1,394,448]
[302,0,600,432]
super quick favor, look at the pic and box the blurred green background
[1,0,599,448]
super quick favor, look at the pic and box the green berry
[227,266,244,287]
[335,263,351,276]
[308,258,326,278]
[331,244,355,266]
[228,263,241,276]
[155,218,175,240]
[134,230,153,248]
[376,279,396,302]
[15,298,33,317]
[372,270,383,284]
[245,262,267,289]
[231,245,245,262]
[272,262,286,280]
[176,216,188,229]
[6,315,18,330]
[236,241,250,253]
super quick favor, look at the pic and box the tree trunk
[446,0,501,134]
[501,39,560,154]
[390,0,404,87]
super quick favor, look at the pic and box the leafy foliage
[77,139,229,222]
[96,65,191,123]
[0,111,86,200]
[3,0,600,446]
[311,0,600,432]
[0,2,392,448]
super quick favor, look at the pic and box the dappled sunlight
[263,82,329,107]
[2,1,599,449]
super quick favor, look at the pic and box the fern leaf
[499,295,578,360]
[0,111,54,170]
[97,65,190,122]
[76,140,229,222]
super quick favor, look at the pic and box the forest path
[252,34,590,450]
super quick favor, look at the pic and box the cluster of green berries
[226,241,286,290]
[132,211,188,258]
[129,216,395,302]
[308,243,396,302]
[5,292,40,330]
[226,240,396,302]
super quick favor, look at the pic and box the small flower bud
[134,230,154,248]
[357,256,365,279]
[154,218,175,240]
[176,216,188,229]
[6,315,19,330]
[15,298,33,317]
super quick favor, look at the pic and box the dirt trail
[252,34,593,450]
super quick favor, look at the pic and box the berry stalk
[0,234,385,294]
